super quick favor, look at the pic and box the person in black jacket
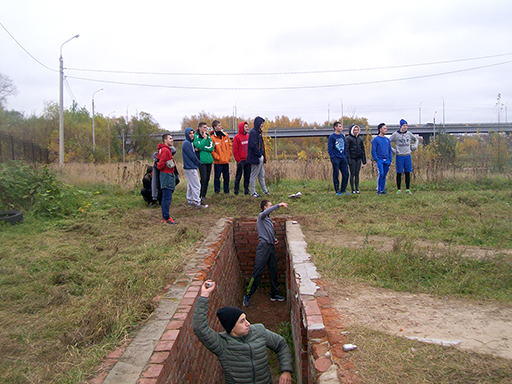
[140,165,154,206]
[345,124,367,194]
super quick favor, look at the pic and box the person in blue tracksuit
[371,123,393,195]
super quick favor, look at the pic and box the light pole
[340,98,344,127]
[59,34,79,165]
[433,111,438,140]
[328,103,330,125]
[91,88,103,155]
[107,111,115,162]
[442,97,445,127]
[419,101,422,125]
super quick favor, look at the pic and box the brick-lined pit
[92,218,360,384]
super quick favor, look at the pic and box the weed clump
[0,161,81,217]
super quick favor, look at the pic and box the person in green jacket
[193,280,293,384]
[194,122,214,201]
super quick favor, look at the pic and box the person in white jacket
[390,119,420,194]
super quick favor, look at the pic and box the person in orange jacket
[210,120,232,194]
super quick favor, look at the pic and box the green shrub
[0,161,82,217]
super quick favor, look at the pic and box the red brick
[150,352,170,364]
[142,364,163,378]
[314,357,332,373]
[165,320,185,330]
[161,329,180,341]
[154,340,175,352]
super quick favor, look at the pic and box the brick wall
[135,218,357,384]
[233,217,287,285]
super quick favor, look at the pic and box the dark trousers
[161,188,173,220]
[214,163,230,193]
[234,160,251,195]
[349,158,362,192]
[141,188,152,203]
[246,242,279,298]
[396,172,411,190]
[331,157,349,193]
[198,163,212,198]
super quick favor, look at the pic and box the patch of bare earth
[312,232,512,360]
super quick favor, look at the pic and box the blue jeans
[161,188,173,220]
[377,160,391,193]
[331,157,349,193]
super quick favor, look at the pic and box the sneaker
[251,193,261,198]
[381,191,387,195]
[355,190,360,194]
[161,218,177,224]
[343,191,351,195]
[196,204,208,208]
[406,189,412,194]
[243,295,250,307]
[336,191,342,196]
[352,191,356,194]
[396,190,402,194]
[263,191,272,195]
[270,294,286,302]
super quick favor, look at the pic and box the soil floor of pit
[313,232,512,360]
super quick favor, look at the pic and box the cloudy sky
[1,0,511,131]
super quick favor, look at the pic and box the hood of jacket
[184,127,194,142]
[238,121,247,135]
[157,142,169,151]
[254,116,265,132]
[348,124,360,137]
[211,129,226,138]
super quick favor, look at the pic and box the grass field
[1,162,512,383]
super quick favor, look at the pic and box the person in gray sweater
[244,201,288,307]
[389,119,420,194]
[193,281,293,384]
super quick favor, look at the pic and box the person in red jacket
[157,134,177,224]
[233,121,251,195]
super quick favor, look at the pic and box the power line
[66,53,512,76]
[67,60,512,91]
[0,22,57,72]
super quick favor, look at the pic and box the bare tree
[0,73,18,107]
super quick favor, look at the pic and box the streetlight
[433,111,438,140]
[442,97,445,127]
[419,101,422,125]
[340,98,344,127]
[91,88,103,154]
[107,111,115,162]
[328,103,330,124]
[59,34,79,165]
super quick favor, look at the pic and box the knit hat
[217,307,244,334]
[254,116,265,130]
[399,119,408,127]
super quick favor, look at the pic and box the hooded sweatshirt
[182,127,202,169]
[247,116,266,165]
[345,124,367,164]
[210,129,232,164]
[389,128,419,156]
[156,143,175,174]
[233,121,249,163]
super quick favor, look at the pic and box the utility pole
[59,34,79,165]
[91,88,103,155]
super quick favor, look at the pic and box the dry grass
[346,326,512,384]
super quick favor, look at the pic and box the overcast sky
[1,0,511,131]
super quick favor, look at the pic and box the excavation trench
[98,218,357,384]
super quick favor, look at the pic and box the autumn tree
[0,73,18,107]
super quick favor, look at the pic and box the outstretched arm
[192,281,223,355]
[265,329,293,382]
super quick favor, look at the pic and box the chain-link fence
[0,133,49,164]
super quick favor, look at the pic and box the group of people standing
[144,116,271,224]
[328,119,420,195]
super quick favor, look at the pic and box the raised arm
[192,281,223,355]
